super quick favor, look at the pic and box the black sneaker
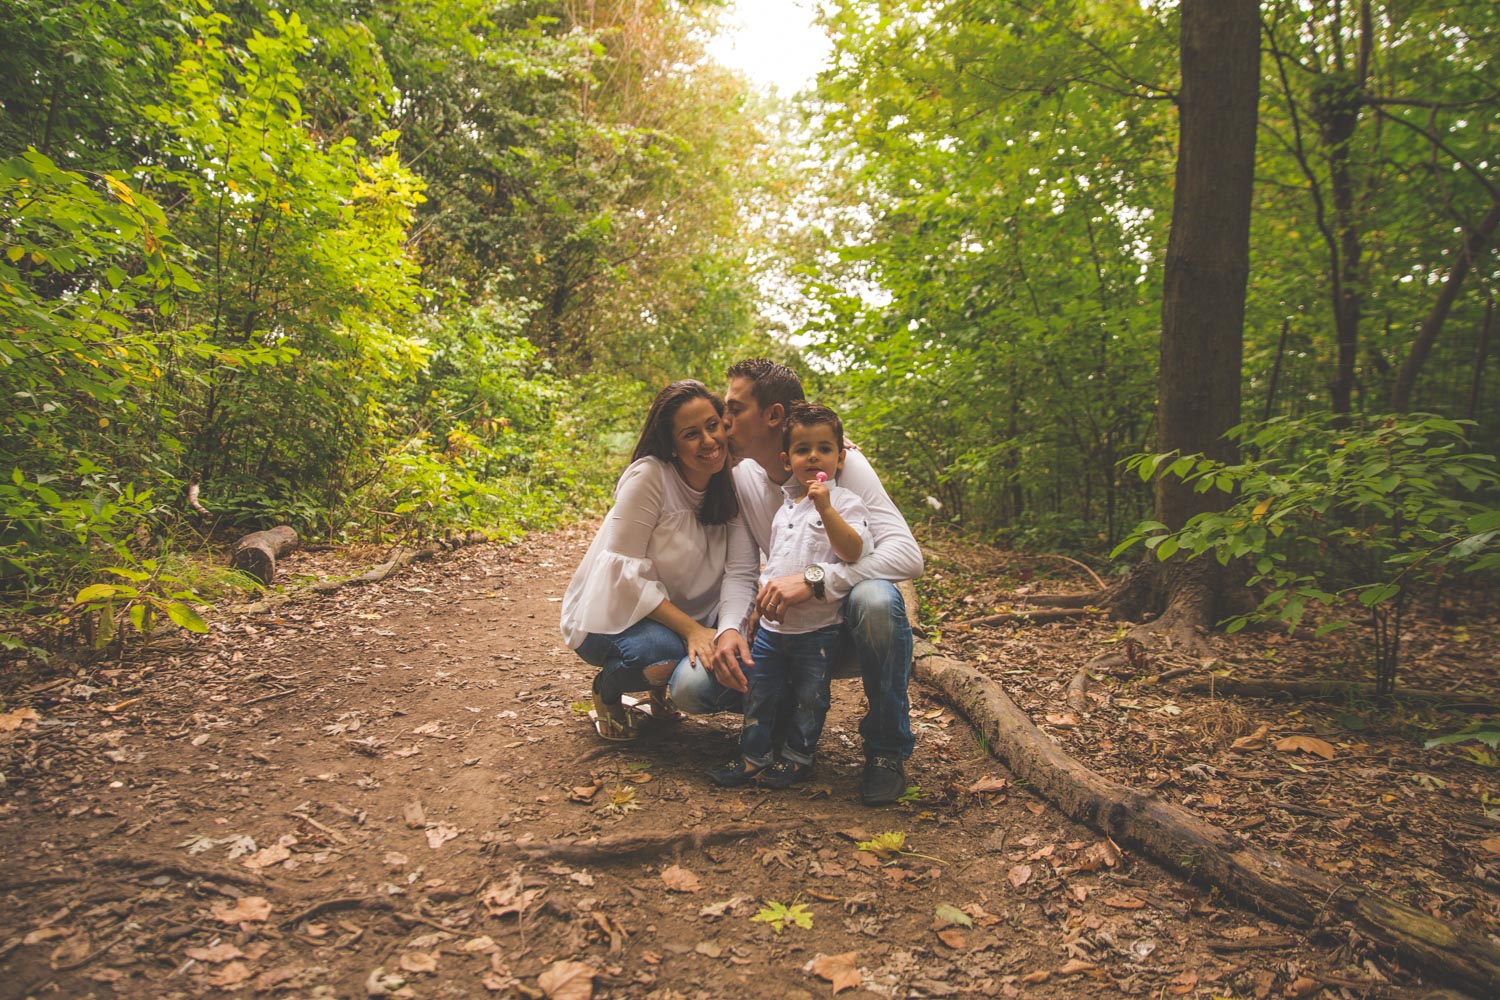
[860,756,906,806]
[707,759,766,788]
[758,759,814,790]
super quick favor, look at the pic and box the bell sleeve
[559,460,671,647]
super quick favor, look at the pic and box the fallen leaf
[251,963,303,991]
[48,933,91,970]
[700,894,753,918]
[1007,864,1032,888]
[695,940,723,958]
[1275,735,1335,760]
[569,784,600,803]
[400,951,438,974]
[212,896,272,924]
[537,959,596,1000]
[0,707,40,731]
[1285,975,1319,998]
[1231,723,1271,751]
[1478,837,1500,856]
[1044,713,1079,728]
[660,865,702,893]
[403,801,426,829]
[1102,894,1146,910]
[966,776,1009,794]
[1168,969,1199,995]
[1058,959,1096,975]
[205,960,254,987]
[462,936,498,954]
[426,823,460,849]
[22,927,68,945]
[481,873,545,917]
[384,851,408,869]
[242,844,291,870]
[185,943,247,963]
[936,928,968,949]
[1020,970,1051,984]
[933,904,973,929]
[808,951,862,994]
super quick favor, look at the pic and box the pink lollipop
[814,472,827,482]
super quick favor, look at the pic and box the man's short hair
[782,402,845,452]
[727,358,804,414]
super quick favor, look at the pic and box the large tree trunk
[1131,0,1261,633]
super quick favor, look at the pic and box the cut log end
[231,526,299,585]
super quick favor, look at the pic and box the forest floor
[1,526,1497,1000]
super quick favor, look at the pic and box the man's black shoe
[860,756,906,806]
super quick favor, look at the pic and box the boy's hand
[806,476,831,513]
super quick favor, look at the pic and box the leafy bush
[1116,414,1500,695]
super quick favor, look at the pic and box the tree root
[95,855,266,888]
[1178,676,1498,710]
[307,531,489,594]
[1065,667,1089,714]
[954,607,1097,629]
[506,819,810,864]
[281,895,395,928]
[912,640,1500,997]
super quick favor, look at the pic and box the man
[669,359,924,805]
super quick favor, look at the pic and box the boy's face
[782,422,845,485]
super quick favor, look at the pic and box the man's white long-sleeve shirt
[730,448,924,604]
[761,480,870,634]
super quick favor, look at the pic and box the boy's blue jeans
[741,625,840,767]
[671,579,916,761]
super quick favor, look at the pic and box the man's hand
[756,574,814,622]
[710,629,751,693]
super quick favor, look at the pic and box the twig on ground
[243,688,297,707]
[281,896,394,928]
[508,819,811,864]
[1065,667,1089,714]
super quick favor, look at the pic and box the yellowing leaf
[1251,498,1272,521]
[537,959,596,1000]
[751,900,813,934]
[933,904,973,929]
[660,865,702,893]
[855,831,906,858]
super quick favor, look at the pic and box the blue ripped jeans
[575,619,687,704]
[671,579,915,760]
[741,625,839,767]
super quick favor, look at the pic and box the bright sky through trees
[705,0,830,95]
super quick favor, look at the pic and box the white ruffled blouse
[560,457,757,648]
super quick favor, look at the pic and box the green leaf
[1425,722,1500,750]
[750,900,813,934]
[165,601,208,633]
[934,904,973,929]
[74,583,122,603]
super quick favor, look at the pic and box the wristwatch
[803,564,826,600]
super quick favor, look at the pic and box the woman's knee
[667,660,720,714]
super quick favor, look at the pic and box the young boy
[709,403,869,789]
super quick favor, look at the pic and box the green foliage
[1116,414,1500,693]
[1425,721,1500,751]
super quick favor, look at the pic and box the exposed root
[954,607,1097,629]
[281,896,395,928]
[95,855,267,888]
[506,819,810,864]
[1065,667,1089,714]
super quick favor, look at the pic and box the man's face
[725,376,778,457]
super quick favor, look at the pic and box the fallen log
[913,640,1500,997]
[231,526,299,585]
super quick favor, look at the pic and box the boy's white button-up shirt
[759,481,870,635]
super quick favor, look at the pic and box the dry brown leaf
[1020,970,1051,984]
[1007,864,1032,888]
[426,823,460,849]
[399,951,438,974]
[1230,723,1270,751]
[1044,713,1079,728]
[569,784,601,803]
[251,963,303,992]
[1275,735,1336,760]
[100,698,140,714]
[22,927,68,946]
[205,960,254,987]
[383,851,408,869]
[936,928,968,949]
[462,936,499,954]
[0,707,40,731]
[481,875,544,917]
[403,800,427,829]
[537,960,597,1000]
[48,933,91,970]
[1102,894,1146,910]
[1168,969,1199,995]
[1478,837,1500,855]
[212,896,272,924]
[966,776,1009,794]
[1285,975,1319,998]
[1058,959,1096,975]
[660,865,702,893]
[695,940,723,958]
[185,943,247,963]
[808,951,862,994]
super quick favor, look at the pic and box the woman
[560,380,757,740]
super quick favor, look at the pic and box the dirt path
[1,531,1363,999]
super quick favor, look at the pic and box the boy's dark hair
[782,402,845,453]
[726,358,804,414]
[631,380,739,525]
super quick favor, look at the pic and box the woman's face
[671,396,728,487]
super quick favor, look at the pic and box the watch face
[804,565,825,583]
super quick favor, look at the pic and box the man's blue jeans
[671,579,915,760]
[741,625,840,767]
[575,619,688,703]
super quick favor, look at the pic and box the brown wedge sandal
[591,691,639,741]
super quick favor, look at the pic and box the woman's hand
[684,622,718,670]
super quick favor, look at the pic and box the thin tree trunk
[1392,202,1500,410]
[1467,303,1493,421]
[1262,319,1291,422]
[1151,0,1260,624]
